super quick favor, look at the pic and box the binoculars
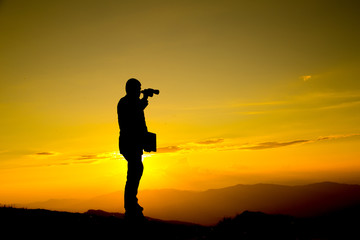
[141,88,160,97]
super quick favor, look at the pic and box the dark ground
[1,206,359,239]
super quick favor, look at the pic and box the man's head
[126,78,141,98]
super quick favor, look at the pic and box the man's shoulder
[118,95,137,110]
[118,95,128,105]
[118,96,142,111]
[117,96,128,112]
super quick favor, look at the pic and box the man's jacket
[117,95,148,156]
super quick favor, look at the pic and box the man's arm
[140,96,148,110]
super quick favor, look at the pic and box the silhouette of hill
[21,182,360,225]
[0,207,206,239]
[1,206,360,239]
[210,206,360,240]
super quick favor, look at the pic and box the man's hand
[140,98,148,110]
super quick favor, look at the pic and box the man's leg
[124,153,144,215]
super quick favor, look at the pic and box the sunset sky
[1,0,360,204]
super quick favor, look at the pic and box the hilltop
[1,206,360,239]
[0,207,206,239]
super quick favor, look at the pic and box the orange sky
[0,0,360,204]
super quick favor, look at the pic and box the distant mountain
[140,182,360,224]
[23,198,82,210]
[21,182,360,225]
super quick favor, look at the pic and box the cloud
[301,75,312,81]
[137,133,360,155]
[32,151,59,157]
[238,140,310,150]
[35,152,56,156]
[64,152,119,164]
[158,139,311,153]
[316,133,360,141]
[34,152,114,167]
[196,138,224,145]
[31,151,104,163]
[236,134,360,151]
[75,154,105,161]
[157,146,183,153]
[157,138,225,154]
[12,133,358,169]
[318,100,360,110]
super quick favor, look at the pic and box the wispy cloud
[157,139,309,153]
[318,100,360,110]
[237,134,360,151]
[74,154,106,161]
[157,138,226,154]
[14,151,119,168]
[14,134,358,169]
[157,146,183,153]
[156,133,360,153]
[231,101,287,107]
[235,91,360,115]
[196,138,224,145]
[316,133,360,141]
[301,75,312,81]
[238,140,309,150]
[172,101,287,112]
[5,133,357,171]
[35,152,57,156]
[63,152,119,165]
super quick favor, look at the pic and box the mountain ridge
[18,181,360,225]
[2,205,360,239]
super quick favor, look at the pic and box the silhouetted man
[117,78,148,219]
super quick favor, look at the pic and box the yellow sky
[0,0,360,204]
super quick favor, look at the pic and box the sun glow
[0,0,359,207]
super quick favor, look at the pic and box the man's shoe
[136,203,144,212]
[125,209,146,223]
